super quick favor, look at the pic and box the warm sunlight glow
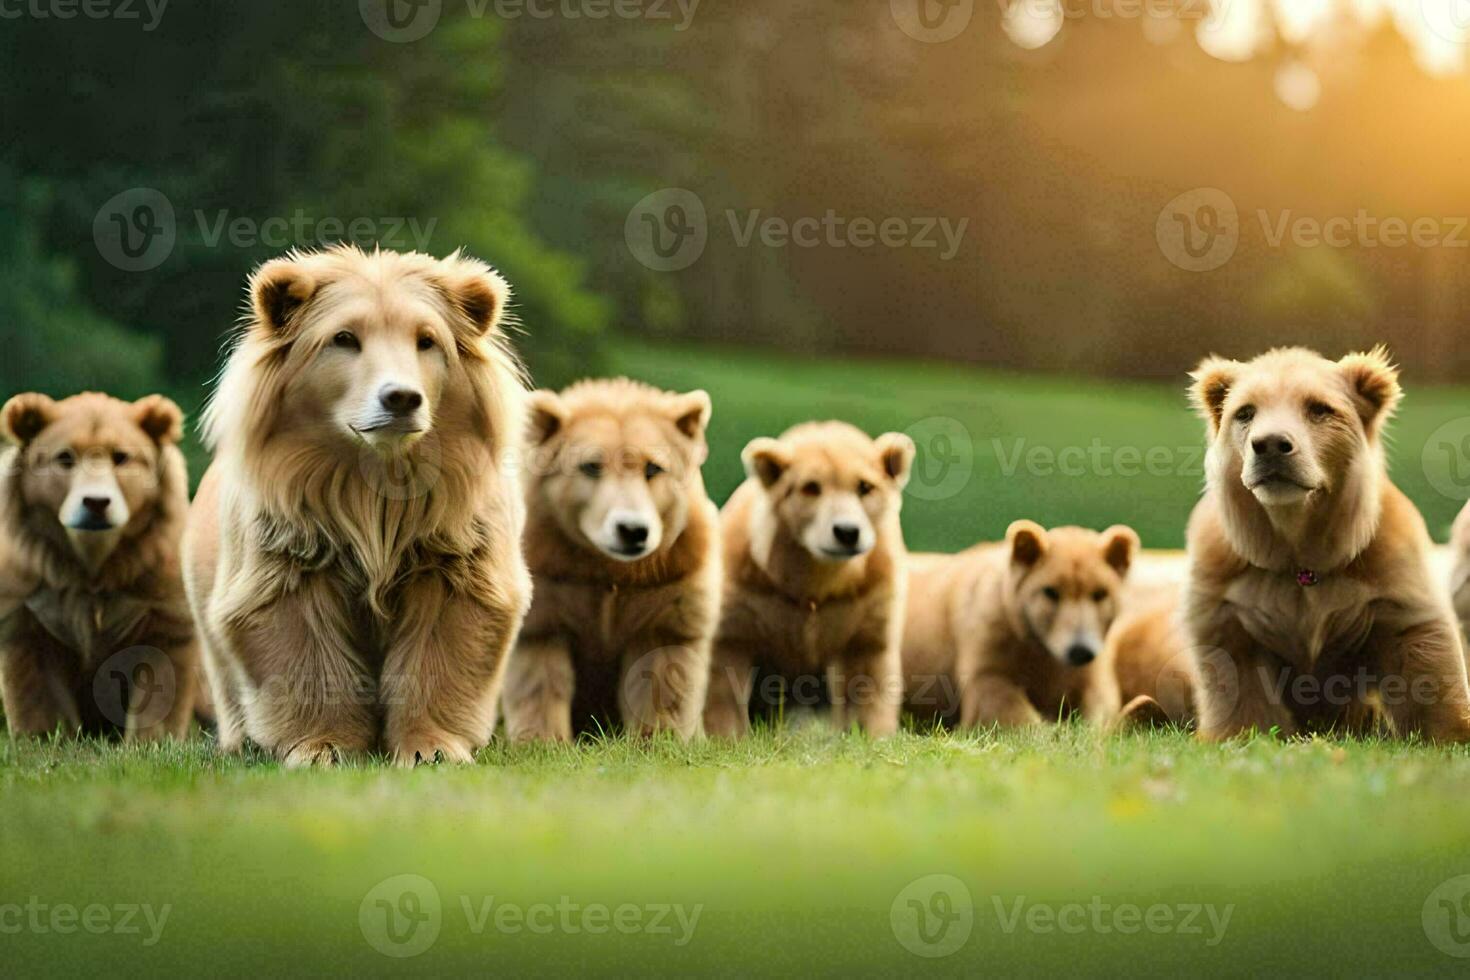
[1004,0,1469,93]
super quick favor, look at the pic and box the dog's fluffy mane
[200,245,527,615]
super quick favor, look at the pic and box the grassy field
[4,729,1470,974]
[9,340,1470,976]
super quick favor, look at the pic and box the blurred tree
[0,173,163,399]
[0,0,607,391]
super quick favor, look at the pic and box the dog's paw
[282,740,346,769]
[390,730,476,768]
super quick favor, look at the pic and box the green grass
[4,728,1470,975]
[9,340,1470,976]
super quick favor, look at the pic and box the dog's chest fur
[529,577,698,661]
[1224,568,1376,670]
[734,588,887,672]
[24,586,153,663]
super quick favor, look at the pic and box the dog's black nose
[1250,432,1295,457]
[81,496,111,516]
[616,521,649,549]
[1066,644,1096,667]
[379,385,424,415]
[832,522,861,548]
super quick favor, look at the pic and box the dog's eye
[416,335,435,352]
[1042,586,1061,601]
[579,461,603,479]
[1092,588,1109,603]
[1307,401,1335,420]
[644,461,664,480]
[111,451,130,467]
[332,331,360,351]
[1234,405,1255,423]
[54,450,76,470]
[800,481,822,497]
[857,480,874,497]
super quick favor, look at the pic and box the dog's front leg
[501,635,576,743]
[703,640,755,738]
[1080,664,1123,727]
[1377,617,1470,742]
[218,574,378,767]
[381,570,524,766]
[0,612,79,736]
[1191,629,1296,740]
[961,672,1043,728]
[124,633,198,742]
[619,631,710,740]
[828,643,902,737]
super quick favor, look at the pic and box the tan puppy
[501,378,719,741]
[903,522,1135,728]
[1106,584,1197,727]
[0,392,196,739]
[1185,346,1470,740]
[705,421,914,737]
[183,246,530,767]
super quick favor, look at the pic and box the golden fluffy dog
[0,391,196,739]
[902,522,1135,728]
[704,421,914,737]
[183,246,531,766]
[1184,346,1470,740]
[501,378,719,741]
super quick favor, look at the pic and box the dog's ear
[742,437,791,489]
[1,393,56,445]
[249,255,318,334]
[526,389,567,446]
[875,432,916,489]
[1099,524,1139,577]
[133,395,184,445]
[1188,355,1240,433]
[433,252,509,338]
[669,389,711,441]
[668,389,711,466]
[1007,519,1048,567]
[1339,345,1401,432]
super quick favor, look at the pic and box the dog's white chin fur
[352,427,427,455]
[1248,478,1314,507]
[65,527,122,572]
